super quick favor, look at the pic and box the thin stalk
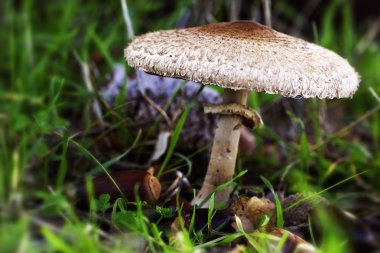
[196,89,249,206]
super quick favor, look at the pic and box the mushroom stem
[196,89,249,206]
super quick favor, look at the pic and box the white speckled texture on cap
[125,21,360,99]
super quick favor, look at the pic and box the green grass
[1,0,380,252]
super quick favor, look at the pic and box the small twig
[290,0,321,36]
[142,93,174,130]
[280,160,298,182]
[312,104,380,151]
[95,91,133,128]
[357,16,380,54]
[262,0,272,27]
[120,0,134,40]
[136,71,173,130]
[281,88,380,182]
[31,216,61,233]
[121,1,173,131]
[369,87,380,104]
[73,51,105,127]
[229,0,241,21]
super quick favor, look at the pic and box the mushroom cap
[125,21,360,99]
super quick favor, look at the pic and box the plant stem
[196,89,249,206]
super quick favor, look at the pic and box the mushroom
[125,21,360,206]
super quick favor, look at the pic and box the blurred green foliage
[0,0,379,252]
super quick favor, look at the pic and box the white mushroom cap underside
[125,21,360,99]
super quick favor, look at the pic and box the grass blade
[261,176,284,228]
[157,106,190,178]
[198,170,247,208]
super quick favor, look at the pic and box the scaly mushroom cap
[125,21,360,99]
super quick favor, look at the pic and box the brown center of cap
[196,20,275,39]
